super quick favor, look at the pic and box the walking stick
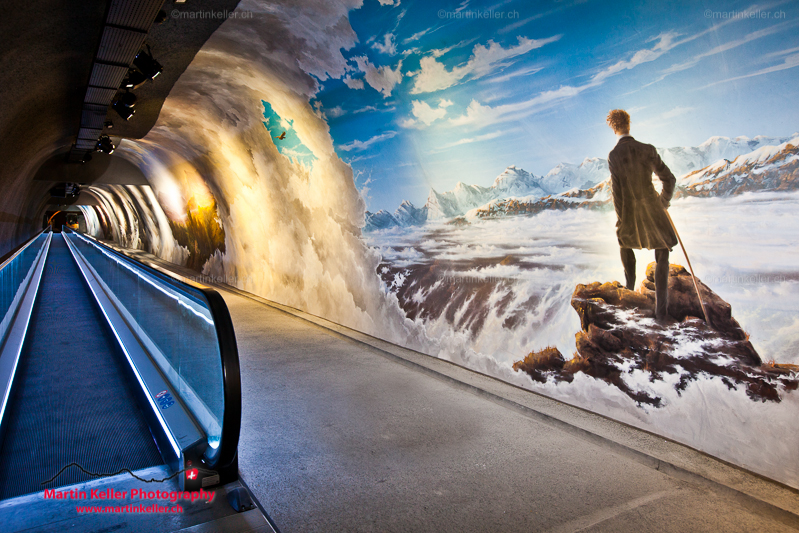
[664,209,711,326]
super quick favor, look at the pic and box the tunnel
[1,1,799,532]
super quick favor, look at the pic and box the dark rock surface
[513,263,799,407]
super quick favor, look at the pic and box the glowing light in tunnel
[118,139,188,223]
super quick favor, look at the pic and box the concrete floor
[220,290,799,533]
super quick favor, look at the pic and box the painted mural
[90,0,799,488]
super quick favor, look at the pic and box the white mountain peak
[365,132,798,231]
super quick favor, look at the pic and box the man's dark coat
[608,136,678,250]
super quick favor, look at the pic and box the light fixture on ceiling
[112,91,137,120]
[133,45,163,81]
[96,135,115,154]
[122,68,148,90]
[50,183,81,199]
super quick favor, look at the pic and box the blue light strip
[62,233,181,457]
[0,234,51,427]
[0,230,47,271]
[71,232,214,325]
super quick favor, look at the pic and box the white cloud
[354,105,378,114]
[327,106,346,118]
[430,44,457,58]
[488,64,544,83]
[660,106,693,120]
[353,56,404,97]
[377,0,400,5]
[312,101,346,120]
[411,57,462,93]
[700,50,799,89]
[501,0,578,33]
[311,100,325,120]
[646,20,796,87]
[427,38,477,60]
[338,131,397,152]
[373,33,397,55]
[353,104,396,114]
[448,98,505,127]
[265,0,362,85]
[590,31,679,85]
[765,45,799,58]
[343,75,365,90]
[447,32,685,127]
[432,130,504,151]
[411,35,561,93]
[401,99,453,128]
[402,26,437,44]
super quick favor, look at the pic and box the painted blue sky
[263,101,318,166]
[309,0,799,212]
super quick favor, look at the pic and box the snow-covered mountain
[468,135,799,220]
[363,209,400,232]
[425,183,495,220]
[491,166,550,197]
[677,135,799,197]
[425,166,554,220]
[393,200,428,226]
[539,157,609,194]
[364,133,799,230]
[366,163,600,228]
[658,134,796,177]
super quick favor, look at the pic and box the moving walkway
[0,228,241,500]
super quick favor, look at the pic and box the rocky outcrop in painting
[513,263,799,407]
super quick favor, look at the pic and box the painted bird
[274,131,286,140]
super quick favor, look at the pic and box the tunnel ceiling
[99,0,242,140]
[0,0,240,247]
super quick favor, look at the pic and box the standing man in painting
[606,109,677,321]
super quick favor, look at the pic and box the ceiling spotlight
[112,91,136,120]
[104,120,114,129]
[117,91,137,108]
[133,45,162,81]
[154,9,168,24]
[96,135,115,154]
[50,182,80,199]
[112,101,135,120]
[122,68,148,89]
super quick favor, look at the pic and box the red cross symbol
[187,468,198,480]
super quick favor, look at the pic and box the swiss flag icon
[186,468,198,480]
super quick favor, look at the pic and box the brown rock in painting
[640,263,745,340]
[513,347,564,384]
[513,263,797,407]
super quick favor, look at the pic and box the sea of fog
[367,190,799,366]
[365,190,799,488]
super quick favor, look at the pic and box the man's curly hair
[606,109,630,134]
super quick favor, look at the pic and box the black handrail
[201,288,241,474]
[62,228,241,476]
